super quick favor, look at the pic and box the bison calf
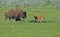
[34,15,44,23]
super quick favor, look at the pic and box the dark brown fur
[5,8,26,21]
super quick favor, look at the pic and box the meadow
[0,7,60,37]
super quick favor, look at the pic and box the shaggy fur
[5,8,26,21]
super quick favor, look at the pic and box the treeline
[0,0,60,8]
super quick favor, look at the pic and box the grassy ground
[0,7,60,37]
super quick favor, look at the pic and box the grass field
[0,7,60,37]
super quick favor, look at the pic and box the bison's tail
[5,13,7,20]
[5,16,7,20]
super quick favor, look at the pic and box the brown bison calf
[5,8,26,21]
[34,15,44,23]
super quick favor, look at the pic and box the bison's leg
[15,17,20,21]
[35,18,37,22]
[9,17,12,20]
[37,17,43,23]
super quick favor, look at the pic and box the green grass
[0,7,60,37]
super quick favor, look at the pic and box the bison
[34,15,44,23]
[5,8,26,21]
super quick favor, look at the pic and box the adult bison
[5,8,26,21]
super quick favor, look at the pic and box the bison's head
[20,11,27,19]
